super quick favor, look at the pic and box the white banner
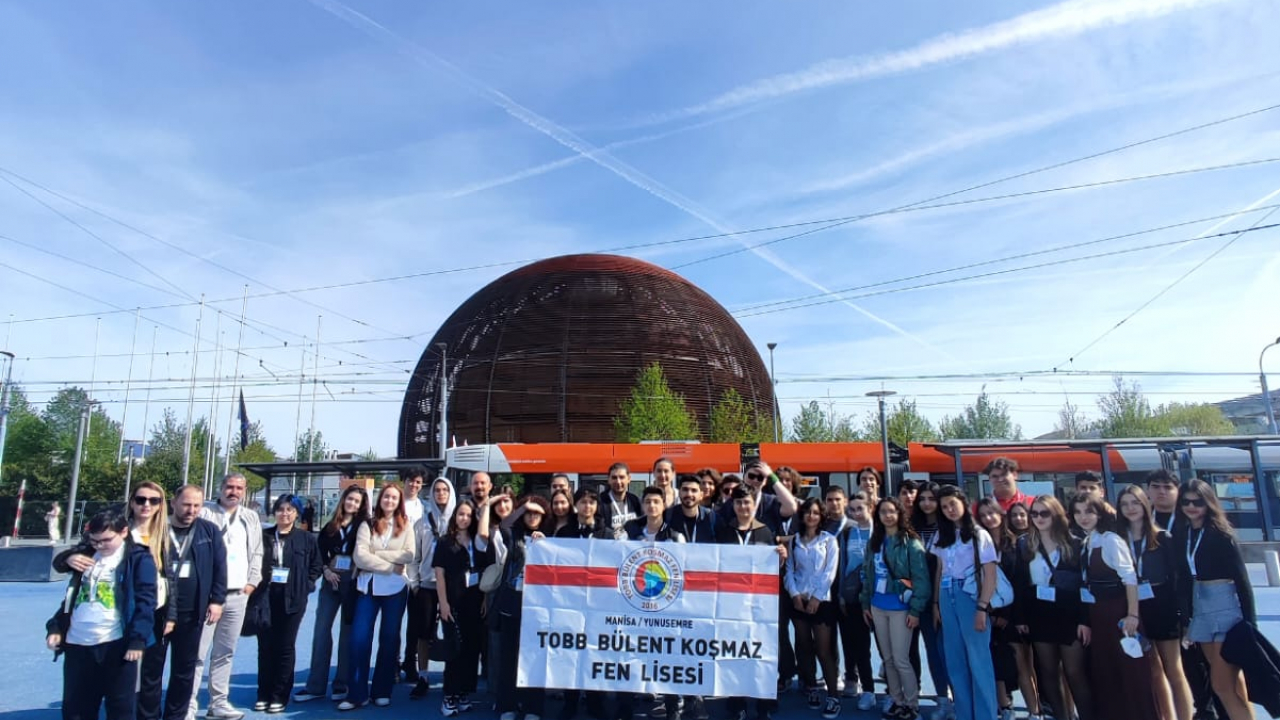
[517,539,779,699]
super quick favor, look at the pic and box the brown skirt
[1088,593,1160,720]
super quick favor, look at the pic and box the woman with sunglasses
[255,494,322,713]
[910,482,952,720]
[1071,495,1159,720]
[1012,496,1092,720]
[46,506,158,720]
[931,485,997,720]
[296,484,370,704]
[1117,484,1193,720]
[1176,479,1255,720]
[975,499,1042,720]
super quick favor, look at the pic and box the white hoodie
[410,477,456,589]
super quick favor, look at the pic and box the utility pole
[767,343,780,443]
[437,342,449,458]
[866,390,897,493]
[1261,337,1280,435]
[0,350,14,481]
[66,400,96,541]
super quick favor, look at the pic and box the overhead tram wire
[731,223,1280,319]
[671,101,1280,269]
[1056,203,1280,370]
[732,203,1280,314]
[7,100,1280,332]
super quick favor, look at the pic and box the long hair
[934,485,976,548]
[797,497,824,539]
[325,485,370,537]
[910,481,942,530]
[1116,484,1161,548]
[975,496,1017,552]
[446,501,477,543]
[1006,502,1031,538]
[868,498,919,554]
[1023,495,1075,562]
[128,482,169,570]
[1179,478,1235,538]
[370,482,408,537]
[1070,494,1118,535]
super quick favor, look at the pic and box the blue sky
[2,0,1279,458]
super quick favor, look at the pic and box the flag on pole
[238,390,249,451]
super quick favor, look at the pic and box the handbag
[429,617,463,663]
[479,557,505,593]
[1039,544,1083,593]
[240,589,272,637]
[961,530,1014,609]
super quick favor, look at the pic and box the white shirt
[404,497,424,526]
[359,526,411,596]
[1028,546,1061,587]
[785,531,840,602]
[932,526,998,580]
[1087,530,1138,585]
[67,545,125,646]
[200,502,262,590]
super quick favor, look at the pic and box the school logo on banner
[619,545,684,612]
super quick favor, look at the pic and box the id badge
[1036,586,1056,602]
[875,578,887,594]
[466,572,479,588]
[1080,588,1096,604]
[333,555,352,572]
[271,566,290,584]
[178,561,193,579]
[1138,583,1155,601]
[514,575,524,592]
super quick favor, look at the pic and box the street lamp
[0,351,14,484]
[437,342,449,458]
[866,390,897,493]
[66,399,99,541]
[1262,337,1280,435]
[767,343,780,443]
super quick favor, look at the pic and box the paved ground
[5,567,1279,720]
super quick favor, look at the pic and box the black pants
[1183,642,1227,718]
[778,589,796,684]
[443,587,485,696]
[404,587,424,673]
[837,603,874,693]
[162,612,205,720]
[62,639,139,720]
[137,608,170,720]
[496,611,544,716]
[257,592,308,705]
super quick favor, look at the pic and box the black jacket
[665,506,719,545]
[46,539,158,655]
[261,527,323,615]
[1222,621,1280,718]
[554,517,612,540]
[715,519,775,546]
[624,519,687,543]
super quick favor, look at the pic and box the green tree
[613,363,700,442]
[133,409,220,493]
[295,429,328,462]
[708,389,772,443]
[862,398,939,446]
[1153,402,1234,436]
[789,400,860,442]
[0,385,59,497]
[1094,377,1164,438]
[939,391,1022,440]
[232,421,277,494]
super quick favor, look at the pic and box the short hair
[86,507,129,535]
[572,487,599,504]
[823,485,847,500]
[984,457,1020,474]
[847,490,869,503]
[174,484,204,499]
[677,474,703,489]
[695,467,723,484]
[730,487,753,502]
[1075,470,1103,486]
[608,462,630,475]
[720,473,742,486]
[221,472,247,488]
[401,465,427,482]
[642,485,666,503]
[1145,469,1179,486]
[898,479,919,493]
[272,494,304,514]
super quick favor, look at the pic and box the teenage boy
[600,463,642,539]
[622,487,686,720]
[1073,471,1104,501]
[667,475,719,545]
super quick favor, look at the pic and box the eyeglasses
[88,534,119,547]
[1028,510,1053,519]
[132,496,163,507]
[1180,498,1207,508]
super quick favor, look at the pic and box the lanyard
[1187,528,1205,578]
[847,526,868,557]
[274,530,286,566]
[466,538,476,569]
[736,528,751,546]
[1130,536,1146,579]
[681,514,698,543]
[170,527,193,562]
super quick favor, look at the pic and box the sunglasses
[132,496,163,507]
[1028,510,1052,519]
[1180,498,1207,508]
[745,472,764,481]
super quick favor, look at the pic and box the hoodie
[411,477,457,589]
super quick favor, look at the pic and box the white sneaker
[373,698,391,707]
[858,693,877,712]
[500,713,518,720]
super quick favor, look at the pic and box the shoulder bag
[962,530,1014,608]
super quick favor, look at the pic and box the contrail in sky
[308,0,946,356]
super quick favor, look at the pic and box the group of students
[43,458,1263,720]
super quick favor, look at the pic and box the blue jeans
[347,588,408,704]
[938,583,995,720]
[303,573,353,696]
[919,604,950,697]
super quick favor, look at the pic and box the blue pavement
[5,567,1280,719]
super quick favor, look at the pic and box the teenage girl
[975,499,1041,720]
[910,482,951,720]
